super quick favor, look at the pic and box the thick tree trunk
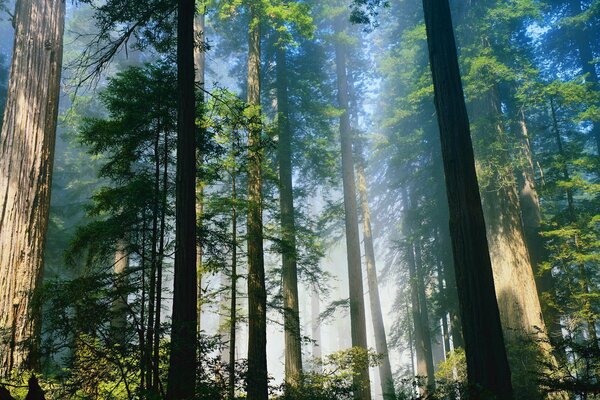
[0,0,65,375]
[514,110,564,348]
[471,90,551,353]
[355,152,395,400]
[246,6,268,400]
[166,0,198,397]
[276,44,303,390]
[421,1,514,398]
[334,19,372,400]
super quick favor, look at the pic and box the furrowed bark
[246,5,268,399]
[0,0,65,375]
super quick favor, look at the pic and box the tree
[333,15,372,400]
[0,0,65,375]
[420,0,514,398]
[276,43,303,391]
[246,2,268,399]
[166,0,198,397]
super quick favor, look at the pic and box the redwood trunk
[246,6,268,400]
[334,18,372,400]
[166,0,198,397]
[421,1,514,398]
[276,44,303,390]
[356,152,395,399]
[0,0,65,375]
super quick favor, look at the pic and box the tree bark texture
[421,1,514,398]
[246,6,268,400]
[334,19,372,400]
[0,0,65,375]
[166,0,198,397]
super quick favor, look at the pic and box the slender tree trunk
[246,5,268,400]
[334,17,372,400]
[276,43,303,392]
[355,151,395,400]
[0,0,65,375]
[153,130,169,393]
[229,171,238,400]
[166,0,198,397]
[194,3,206,334]
[145,118,162,391]
[421,1,514,398]
[311,285,322,372]
[402,194,435,390]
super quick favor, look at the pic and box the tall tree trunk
[246,5,268,400]
[355,151,395,400]
[145,118,162,391]
[276,43,303,391]
[194,3,206,334]
[166,0,198,397]
[334,18,372,400]
[228,171,238,400]
[0,0,65,375]
[402,194,435,390]
[421,1,514,398]
[514,109,564,349]
[153,132,168,393]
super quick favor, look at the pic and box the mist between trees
[0,0,599,399]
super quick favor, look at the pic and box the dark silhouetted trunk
[0,0,65,375]
[166,0,198,397]
[246,5,268,400]
[334,18,372,400]
[421,1,514,398]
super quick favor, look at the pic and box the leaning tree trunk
[246,5,268,400]
[421,1,514,398]
[355,151,395,400]
[0,0,65,375]
[166,0,198,397]
[276,44,303,391]
[334,18,372,400]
